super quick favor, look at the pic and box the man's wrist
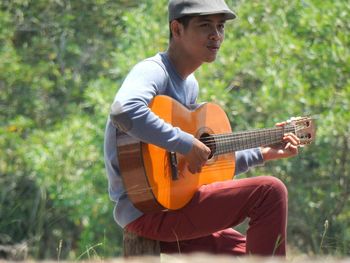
[260,146,273,162]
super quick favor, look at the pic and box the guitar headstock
[287,116,316,145]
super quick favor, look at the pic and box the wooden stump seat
[123,229,160,257]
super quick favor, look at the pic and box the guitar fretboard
[201,125,296,156]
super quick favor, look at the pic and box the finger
[200,151,210,160]
[284,138,299,147]
[284,141,297,149]
[285,141,299,152]
[196,143,210,159]
[188,163,203,174]
[276,122,285,127]
[290,135,300,146]
[283,133,300,146]
[202,146,211,158]
[285,132,299,140]
[188,165,197,174]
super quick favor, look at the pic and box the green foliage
[202,0,350,255]
[0,0,134,259]
[0,0,349,259]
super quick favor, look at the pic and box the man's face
[179,14,226,63]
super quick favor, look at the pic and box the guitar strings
[197,125,308,156]
[199,126,299,148]
[201,136,285,149]
[202,124,304,140]
[200,126,296,143]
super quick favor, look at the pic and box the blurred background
[0,0,349,260]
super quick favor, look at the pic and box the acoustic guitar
[116,95,316,213]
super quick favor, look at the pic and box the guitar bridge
[169,152,179,180]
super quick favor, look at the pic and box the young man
[104,0,300,256]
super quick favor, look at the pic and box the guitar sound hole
[200,133,216,159]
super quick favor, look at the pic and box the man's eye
[200,23,210,27]
[218,24,225,30]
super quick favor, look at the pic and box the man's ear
[170,20,183,39]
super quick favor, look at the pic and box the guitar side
[117,131,165,212]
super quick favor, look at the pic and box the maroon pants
[126,176,288,256]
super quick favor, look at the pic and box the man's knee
[260,176,288,201]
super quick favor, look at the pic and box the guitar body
[117,95,235,212]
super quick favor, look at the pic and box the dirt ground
[2,254,349,263]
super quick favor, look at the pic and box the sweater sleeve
[234,148,265,176]
[110,60,194,155]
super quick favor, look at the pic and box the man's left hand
[260,122,301,161]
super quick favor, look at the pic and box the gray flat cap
[168,0,236,22]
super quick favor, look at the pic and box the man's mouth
[207,45,220,52]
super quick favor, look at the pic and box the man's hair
[169,15,194,40]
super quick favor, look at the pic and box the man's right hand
[184,138,211,174]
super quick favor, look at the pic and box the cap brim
[170,10,236,21]
[196,11,236,20]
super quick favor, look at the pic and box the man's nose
[209,28,223,40]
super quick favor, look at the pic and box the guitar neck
[202,125,296,156]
